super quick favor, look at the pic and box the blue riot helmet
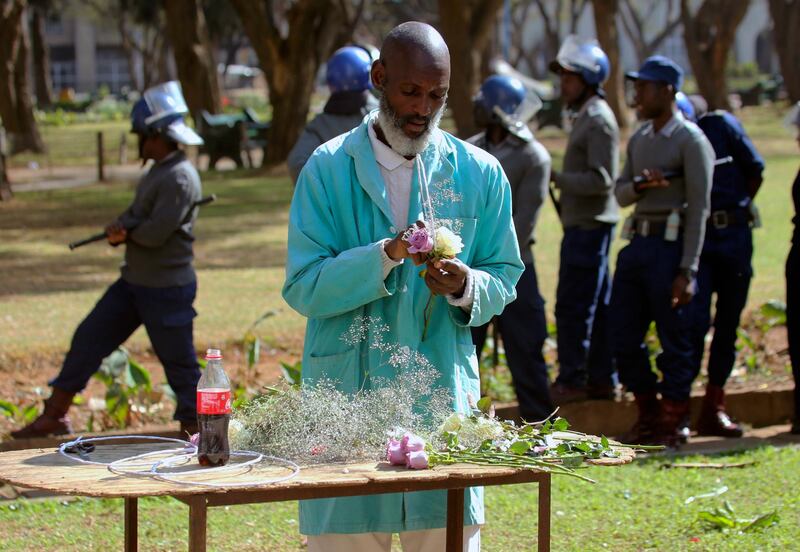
[675,91,696,122]
[549,35,610,87]
[130,98,152,135]
[129,81,203,146]
[325,46,373,93]
[473,75,542,141]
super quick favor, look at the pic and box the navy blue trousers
[51,278,200,423]
[608,236,697,401]
[472,263,553,421]
[554,225,615,388]
[787,244,800,419]
[689,224,753,386]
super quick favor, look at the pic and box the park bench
[198,109,269,170]
[737,75,784,107]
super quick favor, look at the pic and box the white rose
[433,227,464,258]
[439,413,463,433]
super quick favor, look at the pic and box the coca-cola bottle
[197,348,231,467]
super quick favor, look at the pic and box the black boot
[696,384,744,437]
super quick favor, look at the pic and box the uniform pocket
[305,347,360,393]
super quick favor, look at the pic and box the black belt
[632,219,668,238]
[708,209,750,229]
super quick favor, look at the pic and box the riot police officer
[287,46,379,182]
[548,35,620,404]
[468,75,554,421]
[685,96,765,440]
[610,57,714,447]
[12,82,204,438]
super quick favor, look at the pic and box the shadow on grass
[0,175,294,296]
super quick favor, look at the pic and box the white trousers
[307,526,481,552]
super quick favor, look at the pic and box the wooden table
[0,442,630,551]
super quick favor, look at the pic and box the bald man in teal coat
[282,22,523,552]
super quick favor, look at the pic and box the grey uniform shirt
[118,151,202,287]
[553,96,620,228]
[288,94,379,183]
[616,112,714,271]
[468,132,551,265]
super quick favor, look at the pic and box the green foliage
[698,500,779,533]
[279,360,302,387]
[735,299,788,374]
[0,399,39,424]
[91,347,154,429]
[243,309,277,376]
[36,97,133,127]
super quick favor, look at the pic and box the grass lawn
[8,121,139,170]
[0,445,796,550]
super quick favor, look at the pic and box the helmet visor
[143,81,189,125]
[555,35,603,75]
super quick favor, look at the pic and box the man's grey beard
[377,93,446,157]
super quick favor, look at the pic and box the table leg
[446,488,464,552]
[124,497,137,552]
[188,495,208,552]
[538,475,551,552]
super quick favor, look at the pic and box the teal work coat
[282,113,524,535]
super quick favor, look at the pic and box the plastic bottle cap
[205,348,222,360]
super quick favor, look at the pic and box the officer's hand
[424,258,468,297]
[105,222,127,246]
[385,221,429,266]
[638,168,670,190]
[671,273,695,308]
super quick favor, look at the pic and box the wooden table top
[0,441,634,501]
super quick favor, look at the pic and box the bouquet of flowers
[386,399,659,482]
[403,222,464,340]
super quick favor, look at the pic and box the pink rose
[405,450,429,469]
[401,433,425,452]
[405,227,433,254]
[189,432,200,447]
[386,438,406,465]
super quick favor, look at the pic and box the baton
[68,194,216,250]
[632,156,733,184]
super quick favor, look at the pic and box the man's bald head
[380,22,450,73]
[371,22,450,154]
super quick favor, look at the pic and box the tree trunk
[438,0,504,138]
[164,0,222,120]
[680,0,750,111]
[229,0,351,166]
[0,126,10,201]
[591,0,629,129]
[30,5,52,108]
[0,1,44,154]
[769,0,800,103]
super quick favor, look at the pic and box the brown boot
[619,392,660,445]
[10,388,75,439]
[696,384,743,437]
[658,398,691,449]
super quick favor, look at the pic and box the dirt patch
[0,340,301,439]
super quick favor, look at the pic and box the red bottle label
[197,389,231,414]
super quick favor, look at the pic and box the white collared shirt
[368,121,474,310]
[368,122,415,229]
